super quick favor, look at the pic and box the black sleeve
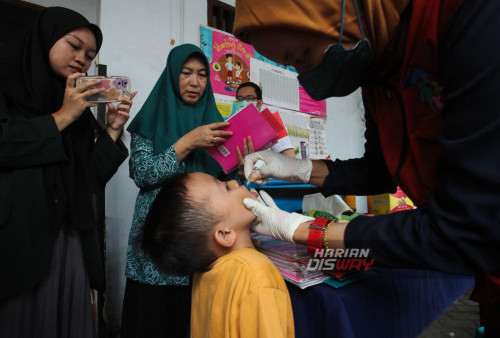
[0,91,66,169]
[90,126,129,187]
[321,106,396,196]
[345,0,500,275]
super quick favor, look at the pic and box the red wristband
[307,217,331,256]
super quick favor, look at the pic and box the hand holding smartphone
[75,76,131,103]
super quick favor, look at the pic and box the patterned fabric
[125,133,240,285]
[125,133,189,285]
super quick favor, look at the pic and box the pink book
[206,104,278,174]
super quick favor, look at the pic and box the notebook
[206,104,278,174]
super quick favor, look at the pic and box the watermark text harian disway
[306,248,375,271]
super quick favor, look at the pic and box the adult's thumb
[243,198,261,213]
[243,153,261,180]
[258,190,277,208]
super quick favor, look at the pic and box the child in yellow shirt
[142,172,294,338]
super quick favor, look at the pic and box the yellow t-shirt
[191,248,294,338]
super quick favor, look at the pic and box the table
[286,267,474,338]
[249,181,474,336]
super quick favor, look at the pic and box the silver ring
[211,138,217,144]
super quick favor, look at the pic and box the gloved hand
[244,189,314,242]
[244,150,313,185]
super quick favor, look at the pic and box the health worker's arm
[318,109,397,196]
[341,0,500,275]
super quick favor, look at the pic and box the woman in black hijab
[0,7,135,337]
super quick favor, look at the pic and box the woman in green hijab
[122,44,236,337]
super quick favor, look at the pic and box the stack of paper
[252,234,329,289]
[252,233,374,289]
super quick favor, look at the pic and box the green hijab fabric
[127,44,225,177]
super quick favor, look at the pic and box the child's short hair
[142,173,219,276]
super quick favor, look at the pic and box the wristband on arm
[306,217,333,256]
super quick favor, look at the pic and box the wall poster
[200,25,329,159]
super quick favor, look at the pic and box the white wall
[325,89,367,212]
[27,0,100,23]
[325,89,366,161]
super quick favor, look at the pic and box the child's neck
[230,229,255,252]
[215,229,255,258]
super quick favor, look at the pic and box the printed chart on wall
[200,25,329,160]
[250,58,299,111]
[266,106,329,160]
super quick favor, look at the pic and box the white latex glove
[244,190,314,242]
[244,150,312,185]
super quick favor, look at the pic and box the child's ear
[213,224,236,249]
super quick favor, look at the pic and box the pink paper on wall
[299,87,327,117]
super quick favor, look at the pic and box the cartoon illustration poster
[201,25,254,96]
[200,25,326,117]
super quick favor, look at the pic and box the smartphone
[75,76,132,103]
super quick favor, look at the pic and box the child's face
[186,173,256,230]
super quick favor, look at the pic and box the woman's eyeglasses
[236,95,259,102]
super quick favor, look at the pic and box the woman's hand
[106,91,138,141]
[187,121,233,148]
[236,136,254,177]
[174,121,233,163]
[52,72,104,131]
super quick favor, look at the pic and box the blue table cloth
[286,267,474,338]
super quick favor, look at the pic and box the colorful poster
[200,25,329,156]
[213,93,235,120]
[255,51,326,117]
[201,25,326,116]
[270,107,329,160]
[200,25,254,96]
[309,117,329,158]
